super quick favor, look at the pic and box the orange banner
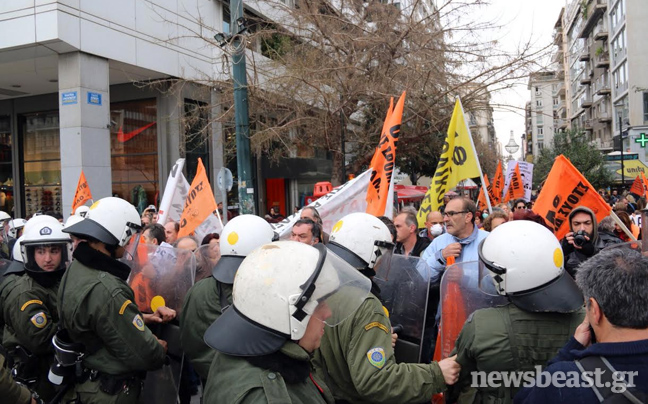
[178,158,218,238]
[477,175,490,211]
[366,92,406,216]
[532,155,611,240]
[503,164,525,202]
[630,175,645,197]
[642,173,648,196]
[72,170,93,213]
[491,161,504,204]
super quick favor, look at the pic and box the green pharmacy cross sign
[635,133,648,148]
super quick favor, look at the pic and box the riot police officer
[203,241,372,403]
[314,212,461,403]
[58,197,166,403]
[1,217,71,400]
[449,220,585,402]
[180,214,276,380]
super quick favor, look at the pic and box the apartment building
[527,72,560,161]
[465,87,497,151]
[544,0,648,170]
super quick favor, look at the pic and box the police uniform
[0,352,32,404]
[450,304,584,403]
[313,293,447,404]
[179,276,232,379]
[203,340,333,403]
[1,273,60,400]
[58,242,166,404]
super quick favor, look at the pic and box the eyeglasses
[516,205,526,210]
[443,210,467,217]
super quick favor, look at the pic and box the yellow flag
[416,99,481,227]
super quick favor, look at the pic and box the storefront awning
[605,159,648,183]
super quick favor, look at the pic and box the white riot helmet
[63,197,141,248]
[328,212,394,274]
[8,218,27,239]
[64,215,84,229]
[478,220,583,313]
[12,236,23,263]
[205,241,371,356]
[213,214,278,283]
[0,211,10,222]
[74,205,90,218]
[24,215,61,236]
[20,221,72,273]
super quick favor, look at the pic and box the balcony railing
[595,51,610,68]
[593,22,608,40]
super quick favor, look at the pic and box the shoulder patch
[364,321,389,334]
[30,312,47,328]
[21,299,43,311]
[132,314,145,331]
[382,305,390,317]
[367,347,386,369]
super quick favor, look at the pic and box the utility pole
[619,115,625,189]
[230,0,255,214]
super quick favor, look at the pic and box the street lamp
[614,101,627,190]
[505,130,520,161]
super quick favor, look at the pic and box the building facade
[539,0,648,178]
[527,72,560,161]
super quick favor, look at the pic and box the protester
[482,211,508,232]
[422,197,489,284]
[290,218,321,245]
[141,223,166,245]
[474,211,483,228]
[164,220,179,244]
[300,206,328,243]
[264,206,285,223]
[378,216,397,244]
[450,221,584,402]
[561,206,617,277]
[512,208,552,231]
[614,211,635,242]
[597,216,623,245]
[515,244,648,402]
[513,198,526,212]
[394,210,430,257]
[420,210,445,241]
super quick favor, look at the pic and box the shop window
[110,99,158,213]
[21,111,61,217]
[0,116,13,214]
[184,100,210,182]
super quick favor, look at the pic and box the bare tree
[146,0,551,186]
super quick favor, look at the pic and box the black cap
[508,269,584,313]
[204,305,288,356]
[212,255,245,283]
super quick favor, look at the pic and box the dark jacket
[394,234,431,258]
[561,206,614,277]
[514,337,648,403]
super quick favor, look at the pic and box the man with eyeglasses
[421,197,488,284]
[514,199,527,211]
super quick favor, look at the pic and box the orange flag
[366,92,406,216]
[642,172,648,195]
[72,171,93,214]
[532,155,611,240]
[477,175,490,211]
[177,158,218,238]
[630,175,645,197]
[503,164,525,203]
[491,161,504,204]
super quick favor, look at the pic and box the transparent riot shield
[439,261,508,359]
[194,243,221,283]
[373,255,431,363]
[125,243,196,404]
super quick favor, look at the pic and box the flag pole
[610,210,637,241]
[457,97,492,214]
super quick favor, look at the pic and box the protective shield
[373,255,431,363]
[124,243,196,404]
[195,243,221,283]
[439,261,508,359]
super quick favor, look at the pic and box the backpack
[576,356,647,403]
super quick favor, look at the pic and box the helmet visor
[300,246,371,327]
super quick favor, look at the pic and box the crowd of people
[0,187,645,403]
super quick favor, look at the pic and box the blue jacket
[421,225,488,284]
[515,337,648,403]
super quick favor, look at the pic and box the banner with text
[504,161,534,202]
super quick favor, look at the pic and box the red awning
[395,185,428,202]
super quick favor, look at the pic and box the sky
[474,0,568,159]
